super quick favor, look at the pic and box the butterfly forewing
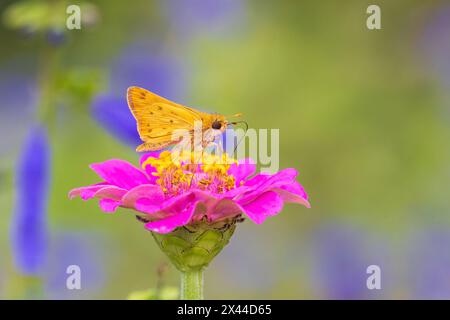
[127,86,221,152]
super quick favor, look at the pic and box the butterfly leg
[203,139,225,159]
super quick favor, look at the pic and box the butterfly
[127,86,243,152]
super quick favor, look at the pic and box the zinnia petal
[89,159,150,189]
[93,186,127,213]
[238,191,283,224]
[274,181,311,208]
[228,158,256,186]
[252,168,298,190]
[144,201,203,234]
[99,199,121,213]
[122,184,165,214]
[68,183,110,200]
[93,185,127,200]
[240,168,299,202]
[208,198,243,221]
[159,192,197,214]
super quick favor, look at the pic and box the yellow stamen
[142,151,237,195]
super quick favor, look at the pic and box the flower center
[142,151,237,195]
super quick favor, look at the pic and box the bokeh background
[1,0,450,299]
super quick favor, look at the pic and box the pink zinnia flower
[69,151,310,234]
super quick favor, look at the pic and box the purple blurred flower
[45,28,66,47]
[311,224,388,299]
[44,232,106,299]
[408,227,450,299]
[11,125,51,275]
[161,0,246,38]
[92,43,187,147]
[421,4,450,87]
[0,63,36,156]
[92,95,142,147]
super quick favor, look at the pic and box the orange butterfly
[127,86,242,152]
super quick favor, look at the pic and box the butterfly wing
[127,87,211,152]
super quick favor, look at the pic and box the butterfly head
[211,114,228,131]
[211,113,243,131]
[212,119,224,130]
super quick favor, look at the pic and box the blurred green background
[1,0,450,299]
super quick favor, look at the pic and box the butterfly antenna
[230,121,248,154]
[227,113,243,119]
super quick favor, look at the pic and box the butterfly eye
[212,120,222,130]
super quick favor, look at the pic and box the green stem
[37,45,61,130]
[180,269,204,300]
